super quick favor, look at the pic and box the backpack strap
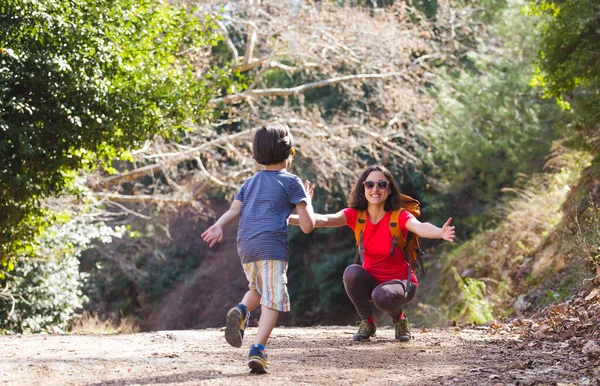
[390,209,421,281]
[353,210,367,265]
[404,231,426,279]
[404,231,414,282]
[388,209,406,256]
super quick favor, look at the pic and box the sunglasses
[363,180,389,190]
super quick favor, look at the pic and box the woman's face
[363,170,390,206]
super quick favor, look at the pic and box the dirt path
[1,324,596,386]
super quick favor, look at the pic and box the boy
[201,123,315,374]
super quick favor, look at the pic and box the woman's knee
[371,287,398,311]
[371,281,416,310]
[343,264,365,284]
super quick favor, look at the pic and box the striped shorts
[242,259,290,312]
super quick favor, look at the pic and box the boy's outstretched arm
[295,201,316,234]
[406,217,455,242]
[201,200,243,247]
[293,180,316,234]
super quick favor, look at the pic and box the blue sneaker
[224,305,249,348]
[247,344,268,374]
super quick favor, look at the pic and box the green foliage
[0,0,232,263]
[288,225,356,324]
[573,196,600,271]
[527,0,600,104]
[413,0,438,18]
[527,0,600,152]
[144,247,201,299]
[0,214,124,333]
[423,1,562,236]
[436,151,591,323]
[311,248,356,313]
[449,267,494,324]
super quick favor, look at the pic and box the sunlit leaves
[0,0,233,263]
[528,0,600,108]
[0,214,126,333]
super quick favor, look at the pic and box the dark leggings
[343,264,417,321]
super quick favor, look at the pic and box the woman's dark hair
[348,164,403,211]
[252,123,294,165]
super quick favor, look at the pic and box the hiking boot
[352,319,376,341]
[394,317,411,342]
[225,305,249,348]
[248,344,268,374]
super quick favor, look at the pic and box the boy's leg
[247,259,288,374]
[241,289,261,311]
[255,305,278,346]
[224,303,250,348]
[225,261,265,349]
[247,306,278,374]
[224,289,262,348]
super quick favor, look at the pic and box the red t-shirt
[343,208,418,286]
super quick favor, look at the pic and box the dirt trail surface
[2,324,598,386]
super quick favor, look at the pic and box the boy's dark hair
[253,123,294,165]
[348,164,403,211]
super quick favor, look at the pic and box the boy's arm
[406,217,455,242]
[289,210,347,228]
[201,200,243,247]
[295,201,316,234]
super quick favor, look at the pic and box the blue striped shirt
[235,170,309,263]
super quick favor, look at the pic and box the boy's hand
[441,217,455,242]
[201,225,224,248]
[304,180,315,201]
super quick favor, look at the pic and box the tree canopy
[529,0,600,152]
[0,0,233,263]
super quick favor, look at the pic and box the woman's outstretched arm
[289,210,347,228]
[406,217,455,242]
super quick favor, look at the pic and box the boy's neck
[263,160,288,171]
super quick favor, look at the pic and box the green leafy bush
[449,267,494,324]
[0,0,230,263]
[0,215,124,333]
[423,1,562,236]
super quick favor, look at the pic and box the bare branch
[83,0,483,217]
[92,129,254,188]
[104,201,153,220]
[215,19,238,63]
[195,155,241,190]
[242,0,260,66]
[350,125,419,163]
[207,71,413,108]
[233,56,320,73]
[92,192,197,205]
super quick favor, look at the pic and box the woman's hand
[440,218,455,242]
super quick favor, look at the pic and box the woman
[290,164,455,342]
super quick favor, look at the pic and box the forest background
[1,0,598,335]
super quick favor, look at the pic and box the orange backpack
[352,194,425,280]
